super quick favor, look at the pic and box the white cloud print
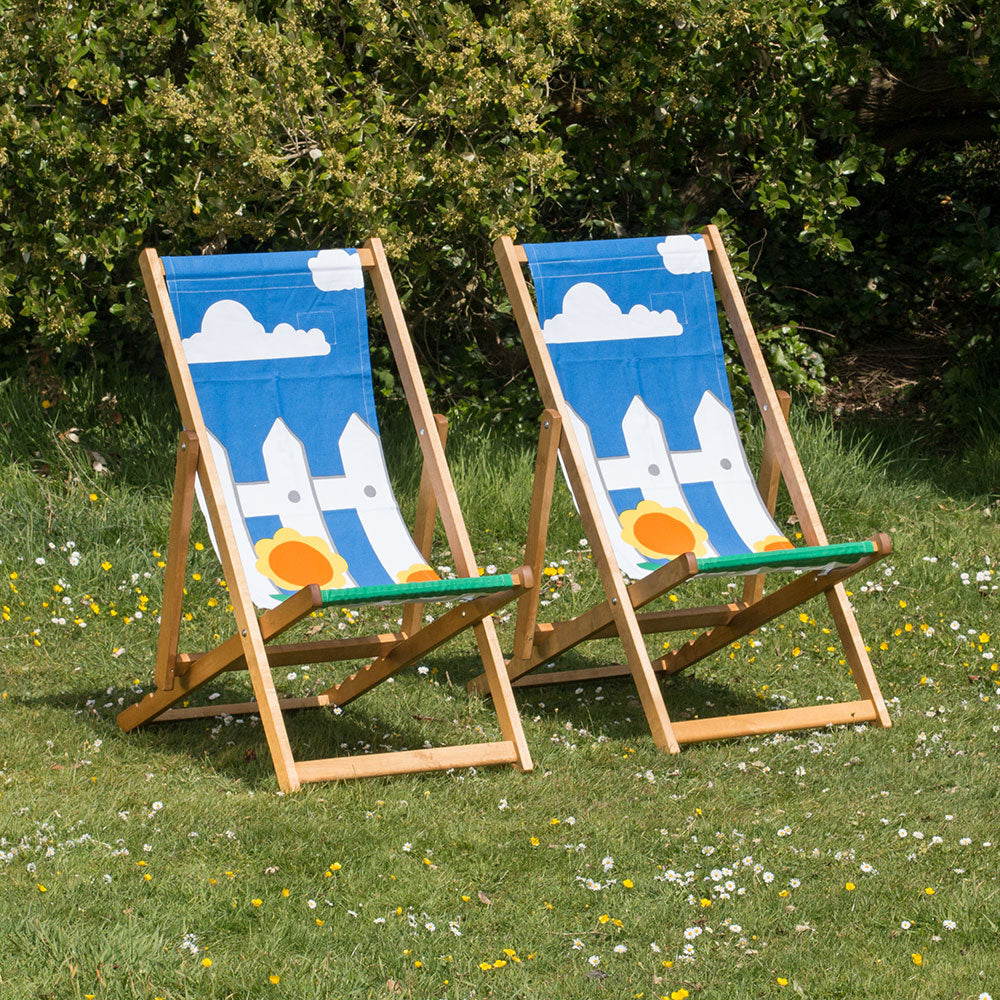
[541,282,683,344]
[656,234,711,274]
[308,248,364,291]
[182,300,331,364]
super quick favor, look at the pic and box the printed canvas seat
[118,241,533,790]
[472,227,891,750]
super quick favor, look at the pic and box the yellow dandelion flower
[330,862,341,871]
[777,977,789,986]
[924,887,934,895]
[254,527,348,592]
[619,500,708,559]
[202,958,212,968]
[623,878,634,888]
[493,959,506,968]
[478,962,492,971]
[269,974,280,984]
[252,898,262,907]
[37,884,47,892]
[530,836,540,846]
[845,882,855,891]
[911,953,922,966]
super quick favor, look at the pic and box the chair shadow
[12,662,519,790]
[14,633,786,789]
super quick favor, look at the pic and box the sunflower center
[266,540,334,587]
[763,538,793,551]
[633,511,696,556]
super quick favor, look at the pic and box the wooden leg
[402,414,448,636]
[826,581,892,727]
[512,410,562,661]
[118,584,323,731]
[154,430,199,690]
[654,537,890,675]
[743,390,791,605]
[468,552,699,694]
[321,572,531,708]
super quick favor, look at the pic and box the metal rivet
[241,629,247,636]
[180,443,187,451]
[364,485,377,498]
[611,597,617,605]
[543,421,550,429]
[419,428,425,435]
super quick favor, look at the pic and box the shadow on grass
[12,643,780,788]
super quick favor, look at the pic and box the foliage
[1,0,998,424]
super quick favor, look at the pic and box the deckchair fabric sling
[475,227,891,751]
[118,241,533,790]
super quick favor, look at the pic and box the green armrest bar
[318,573,517,608]
[695,540,877,577]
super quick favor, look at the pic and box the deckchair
[471,226,891,751]
[118,240,533,790]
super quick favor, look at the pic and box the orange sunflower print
[397,563,440,584]
[254,527,348,592]
[753,534,794,553]
[619,500,709,560]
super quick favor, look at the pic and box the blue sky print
[162,249,433,608]
[523,235,791,578]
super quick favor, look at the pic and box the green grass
[1,371,998,1000]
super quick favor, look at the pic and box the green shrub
[2,0,997,427]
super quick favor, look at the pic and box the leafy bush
[2,0,997,427]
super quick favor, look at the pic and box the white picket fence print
[196,414,427,608]
[565,390,786,578]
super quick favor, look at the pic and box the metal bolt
[241,629,247,636]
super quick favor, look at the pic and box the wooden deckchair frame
[118,239,533,790]
[472,225,891,750]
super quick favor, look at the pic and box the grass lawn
[1,372,998,1000]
